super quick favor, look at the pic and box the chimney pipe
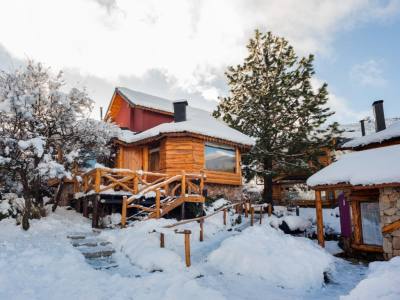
[173,100,188,122]
[372,100,386,132]
[360,119,366,136]
[100,106,103,120]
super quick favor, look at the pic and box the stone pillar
[379,187,400,259]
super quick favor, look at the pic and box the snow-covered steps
[67,231,117,270]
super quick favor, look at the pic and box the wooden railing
[78,167,169,195]
[121,171,206,226]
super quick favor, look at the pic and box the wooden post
[181,171,186,197]
[82,199,89,218]
[184,230,191,267]
[351,198,362,244]
[268,203,272,217]
[133,175,139,194]
[156,188,161,219]
[92,195,100,228]
[160,233,165,248]
[259,206,262,224]
[121,196,127,228]
[315,190,325,247]
[250,207,254,226]
[199,219,204,242]
[223,208,227,225]
[244,202,248,218]
[95,169,101,193]
[199,171,204,196]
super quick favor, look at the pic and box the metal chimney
[372,100,386,132]
[173,100,188,122]
[360,119,366,136]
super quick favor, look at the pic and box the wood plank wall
[117,136,243,186]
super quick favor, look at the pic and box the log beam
[315,190,325,247]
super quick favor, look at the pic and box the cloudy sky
[0,0,399,123]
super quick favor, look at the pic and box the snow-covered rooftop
[117,87,176,113]
[115,88,255,147]
[341,120,400,148]
[307,144,400,187]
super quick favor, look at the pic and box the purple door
[338,193,352,238]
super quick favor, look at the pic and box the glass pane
[205,144,236,173]
[360,202,383,246]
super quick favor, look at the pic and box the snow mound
[102,219,184,272]
[207,226,334,290]
[341,257,400,300]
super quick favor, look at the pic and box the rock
[392,237,400,250]
[384,207,397,216]
[383,238,393,253]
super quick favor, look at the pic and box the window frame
[204,142,237,173]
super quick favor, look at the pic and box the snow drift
[207,225,334,290]
[341,257,400,300]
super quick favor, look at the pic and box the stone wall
[205,183,243,202]
[379,187,400,259]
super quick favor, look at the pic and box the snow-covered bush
[0,62,119,229]
[0,193,25,221]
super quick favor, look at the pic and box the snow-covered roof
[341,120,400,149]
[117,87,176,113]
[307,144,400,187]
[115,88,255,147]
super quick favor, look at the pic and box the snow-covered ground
[0,207,397,300]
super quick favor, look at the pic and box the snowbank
[0,209,226,300]
[207,226,334,290]
[341,257,400,300]
[307,144,400,187]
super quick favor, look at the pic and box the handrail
[163,201,244,228]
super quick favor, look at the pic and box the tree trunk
[52,180,65,212]
[22,197,31,230]
[263,158,273,207]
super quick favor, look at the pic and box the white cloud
[350,59,387,87]
[0,0,398,120]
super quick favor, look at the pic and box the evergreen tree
[214,30,341,204]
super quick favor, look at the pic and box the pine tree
[214,30,341,205]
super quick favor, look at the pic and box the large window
[149,146,160,171]
[360,201,383,246]
[205,143,236,173]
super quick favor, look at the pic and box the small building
[106,87,254,200]
[307,100,400,259]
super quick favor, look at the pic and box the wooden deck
[73,168,206,227]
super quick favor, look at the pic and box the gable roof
[341,121,400,149]
[307,144,400,188]
[111,87,255,148]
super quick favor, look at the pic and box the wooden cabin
[105,87,254,200]
[307,100,400,259]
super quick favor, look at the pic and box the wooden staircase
[120,171,206,226]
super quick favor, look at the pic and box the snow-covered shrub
[0,61,120,229]
[0,193,25,221]
[207,226,334,290]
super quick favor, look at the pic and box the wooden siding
[117,146,143,170]
[116,136,243,186]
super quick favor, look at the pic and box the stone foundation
[205,183,243,202]
[379,187,400,259]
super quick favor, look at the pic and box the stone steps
[68,231,118,270]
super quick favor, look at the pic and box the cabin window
[149,146,160,171]
[205,143,236,173]
[360,201,383,246]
